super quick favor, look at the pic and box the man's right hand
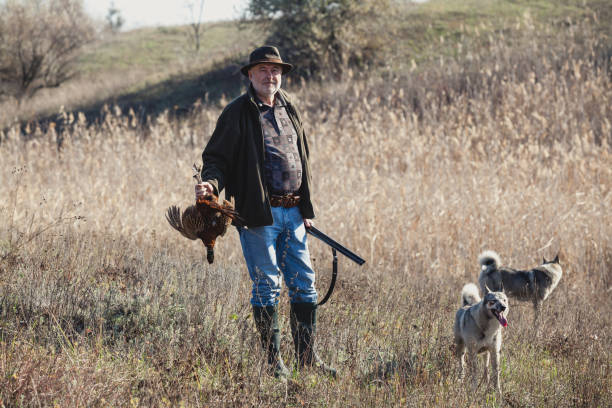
[195,182,214,200]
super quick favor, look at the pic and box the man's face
[248,63,282,99]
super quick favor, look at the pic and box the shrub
[246,0,393,79]
[0,0,95,101]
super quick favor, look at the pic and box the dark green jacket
[201,85,314,227]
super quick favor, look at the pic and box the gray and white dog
[478,250,562,322]
[454,283,508,395]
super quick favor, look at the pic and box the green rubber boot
[253,305,291,379]
[290,302,337,378]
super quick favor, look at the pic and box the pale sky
[84,0,249,30]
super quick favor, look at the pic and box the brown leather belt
[270,194,301,208]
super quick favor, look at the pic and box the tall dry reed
[0,18,610,407]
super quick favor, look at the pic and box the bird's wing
[181,205,206,239]
[166,205,198,240]
[198,197,243,221]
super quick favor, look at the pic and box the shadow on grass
[107,56,249,116]
[14,55,251,134]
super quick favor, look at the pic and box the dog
[478,250,562,323]
[454,283,508,395]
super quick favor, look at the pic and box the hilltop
[0,0,610,128]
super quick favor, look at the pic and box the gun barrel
[306,226,365,265]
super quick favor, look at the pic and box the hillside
[0,20,264,127]
[1,0,610,128]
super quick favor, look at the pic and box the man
[195,45,336,379]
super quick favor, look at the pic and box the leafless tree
[0,0,96,101]
[186,0,206,52]
[106,1,125,34]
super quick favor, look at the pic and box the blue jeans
[238,206,318,307]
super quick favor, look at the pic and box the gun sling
[306,226,366,306]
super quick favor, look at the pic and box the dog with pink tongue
[454,283,509,396]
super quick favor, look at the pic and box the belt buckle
[281,193,292,208]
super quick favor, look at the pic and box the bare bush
[186,0,206,52]
[0,0,95,101]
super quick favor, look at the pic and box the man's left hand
[303,219,314,229]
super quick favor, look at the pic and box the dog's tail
[461,283,481,307]
[478,250,501,273]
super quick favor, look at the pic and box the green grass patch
[77,21,263,76]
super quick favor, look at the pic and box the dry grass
[1,17,611,408]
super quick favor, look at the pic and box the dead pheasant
[165,165,244,264]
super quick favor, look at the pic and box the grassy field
[1,1,611,407]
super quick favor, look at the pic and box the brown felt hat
[240,45,293,76]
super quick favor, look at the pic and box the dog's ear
[553,254,559,264]
[542,257,548,264]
